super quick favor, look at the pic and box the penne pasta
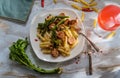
[106,31,116,39]
[73,0,80,2]
[40,41,51,45]
[37,33,46,41]
[37,13,80,57]
[53,0,57,4]
[79,0,89,6]
[64,36,70,51]
[70,38,79,49]
[44,32,50,40]
[91,7,99,13]
[42,49,51,54]
[70,0,98,13]
[58,48,70,56]
[64,28,73,38]
[81,12,85,22]
[89,0,95,4]
[93,18,97,28]
[89,1,97,6]
[71,4,82,10]
[71,29,78,38]
[40,44,50,48]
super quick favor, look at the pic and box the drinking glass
[93,5,120,38]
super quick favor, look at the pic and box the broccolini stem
[32,65,62,74]
[55,16,69,18]
[9,38,62,74]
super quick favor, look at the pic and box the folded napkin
[0,0,34,23]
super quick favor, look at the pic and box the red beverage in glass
[98,5,120,31]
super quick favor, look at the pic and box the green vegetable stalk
[9,38,62,74]
[37,15,69,36]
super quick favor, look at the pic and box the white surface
[30,9,85,62]
[0,0,120,78]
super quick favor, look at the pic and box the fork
[79,32,101,52]
[79,32,101,75]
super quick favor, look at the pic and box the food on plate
[9,38,62,74]
[37,13,81,57]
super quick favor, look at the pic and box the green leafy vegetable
[37,14,69,36]
[38,16,56,36]
[9,38,62,74]
[54,18,66,30]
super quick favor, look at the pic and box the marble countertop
[0,0,120,78]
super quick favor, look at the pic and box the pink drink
[98,5,120,31]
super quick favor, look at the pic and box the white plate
[30,9,85,63]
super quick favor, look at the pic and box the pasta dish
[37,13,81,58]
